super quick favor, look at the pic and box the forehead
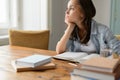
[68,0,79,7]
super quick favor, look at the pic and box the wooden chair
[9,29,49,50]
[115,35,120,40]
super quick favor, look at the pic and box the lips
[65,15,69,19]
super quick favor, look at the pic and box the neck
[76,21,85,31]
[75,21,87,41]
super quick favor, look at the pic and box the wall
[49,0,68,50]
[0,29,9,45]
[0,35,9,45]
[93,0,111,27]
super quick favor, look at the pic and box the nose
[65,9,69,14]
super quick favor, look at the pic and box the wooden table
[0,45,76,80]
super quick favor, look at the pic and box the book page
[78,54,100,63]
[53,52,88,62]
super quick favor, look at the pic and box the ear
[79,15,84,20]
[80,13,85,19]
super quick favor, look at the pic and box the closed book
[16,54,52,67]
[11,61,56,72]
[81,57,120,73]
[72,64,120,80]
[71,72,97,80]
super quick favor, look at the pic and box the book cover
[72,64,120,80]
[81,57,120,73]
[11,61,56,72]
[16,54,52,67]
[71,72,97,80]
[53,52,100,62]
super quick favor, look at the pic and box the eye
[66,6,75,12]
[66,8,68,11]
[69,7,74,10]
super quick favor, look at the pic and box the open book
[53,52,100,63]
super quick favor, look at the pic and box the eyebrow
[69,4,80,8]
[70,5,75,7]
[68,5,75,8]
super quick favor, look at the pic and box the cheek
[65,13,73,21]
[69,12,81,21]
[67,12,76,19]
[65,10,83,22]
[72,11,83,21]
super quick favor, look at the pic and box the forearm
[56,25,74,54]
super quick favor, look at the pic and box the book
[16,54,52,67]
[72,64,120,80]
[53,52,100,63]
[71,72,97,80]
[81,57,120,73]
[11,61,56,72]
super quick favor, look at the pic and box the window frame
[0,0,10,29]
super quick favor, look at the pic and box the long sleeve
[104,27,120,54]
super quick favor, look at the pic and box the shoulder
[92,19,109,29]
[91,20,110,34]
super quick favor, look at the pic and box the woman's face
[65,0,84,23]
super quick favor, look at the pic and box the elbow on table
[56,46,66,54]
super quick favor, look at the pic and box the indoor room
[0,0,120,80]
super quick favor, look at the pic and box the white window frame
[22,0,49,30]
[40,0,48,30]
[0,0,50,33]
[0,0,19,35]
[0,0,10,29]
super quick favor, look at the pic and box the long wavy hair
[70,0,96,44]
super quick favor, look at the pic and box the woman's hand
[65,16,75,28]
[56,18,75,54]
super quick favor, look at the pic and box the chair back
[9,29,49,50]
[115,35,120,40]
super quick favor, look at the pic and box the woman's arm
[104,27,120,54]
[56,23,75,54]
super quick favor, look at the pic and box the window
[0,0,49,31]
[0,0,9,28]
[0,0,19,35]
[22,0,49,30]
[40,0,48,30]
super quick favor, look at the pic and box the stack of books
[11,54,56,72]
[71,57,120,80]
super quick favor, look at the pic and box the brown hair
[71,0,96,44]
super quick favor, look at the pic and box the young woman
[56,0,120,55]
